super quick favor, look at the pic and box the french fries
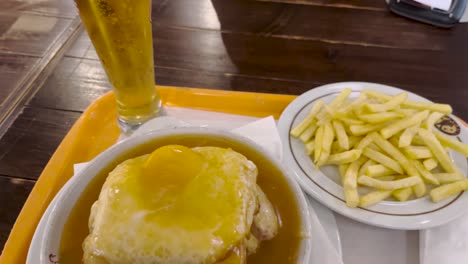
[380,110,429,139]
[363,148,403,174]
[423,158,438,171]
[360,190,393,207]
[358,175,422,190]
[326,150,362,165]
[430,179,468,203]
[403,146,433,159]
[433,173,464,184]
[434,130,468,156]
[399,124,420,148]
[291,100,324,137]
[333,120,349,150]
[291,89,468,208]
[418,129,460,174]
[392,187,413,201]
[366,165,395,177]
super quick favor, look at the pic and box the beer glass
[75,0,161,132]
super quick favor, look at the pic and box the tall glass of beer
[75,0,161,132]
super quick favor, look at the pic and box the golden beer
[75,0,160,128]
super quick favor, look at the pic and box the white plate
[278,82,468,230]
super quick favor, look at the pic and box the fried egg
[83,145,261,264]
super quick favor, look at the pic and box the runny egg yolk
[139,145,204,210]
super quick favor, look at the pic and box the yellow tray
[0,86,296,264]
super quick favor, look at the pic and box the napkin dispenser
[387,0,468,27]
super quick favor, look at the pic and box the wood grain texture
[0,12,73,56]
[0,107,80,180]
[2,0,468,254]
[29,56,321,111]
[151,0,451,50]
[256,0,387,9]
[40,23,468,120]
[0,0,77,19]
[0,175,35,251]
[0,54,38,107]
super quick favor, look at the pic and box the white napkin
[413,0,452,11]
[420,213,468,264]
[73,113,343,264]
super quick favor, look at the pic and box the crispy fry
[434,130,468,157]
[358,112,404,124]
[291,100,324,137]
[355,133,375,150]
[338,116,365,126]
[326,150,362,165]
[423,112,444,129]
[402,101,452,114]
[403,146,433,159]
[423,158,438,171]
[339,164,349,183]
[411,160,439,185]
[363,148,404,174]
[430,179,468,203]
[418,129,459,173]
[392,187,413,201]
[314,126,324,163]
[317,88,352,124]
[350,123,388,136]
[358,159,374,177]
[376,176,396,181]
[366,165,396,177]
[363,90,452,114]
[342,93,368,111]
[322,122,334,153]
[348,136,363,148]
[399,124,420,148]
[412,182,427,198]
[362,89,392,101]
[316,151,330,168]
[358,175,422,190]
[359,190,393,207]
[333,120,349,150]
[343,157,367,207]
[364,93,407,113]
[380,110,429,139]
[395,108,418,116]
[411,134,426,146]
[371,133,419,177]
[372,133,427,197]
[299,124,317,142]
[433,173,465,184]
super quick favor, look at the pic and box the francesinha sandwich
[83,145,279,263]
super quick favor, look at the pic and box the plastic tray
[0,86,295,263]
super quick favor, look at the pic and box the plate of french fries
[278,82,468,230]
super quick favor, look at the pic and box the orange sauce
[59,135,302,263]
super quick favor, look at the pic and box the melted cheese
[83,146,258,264]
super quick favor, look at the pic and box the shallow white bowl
[36,128,313,263]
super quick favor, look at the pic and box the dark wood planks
[0,54,38,107]
[39,24,468,120]
[0,12,74,56]
[0,107,80,180]
[0,0,77,19]
[0,175,35,250]
[152,0,452,50]
[257,0,387,9]
[29,56,321,111]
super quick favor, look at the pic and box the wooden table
[0,0,468,254]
